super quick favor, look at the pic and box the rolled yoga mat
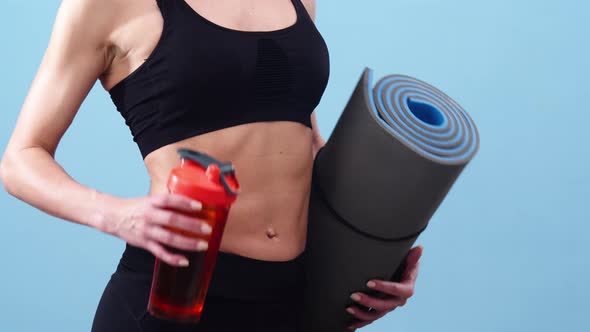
[300,68,479,331]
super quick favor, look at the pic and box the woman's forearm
[0,146,120,232]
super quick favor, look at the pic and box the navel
[266,227,278,239]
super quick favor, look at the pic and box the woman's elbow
[0,152,21,196]
[0,154,14,194]
[0,159,9,193]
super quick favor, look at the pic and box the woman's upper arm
[311,111,325,145]
[303,0,317,21]
[306,0,323,144]
[4,0,114,158]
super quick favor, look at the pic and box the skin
[0,0,422,328]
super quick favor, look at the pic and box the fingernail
[190,200,202,210]
[201,223,212,235]
[197,241,209,251]
[179,259,189,267]
[350,293,361,302]
[346,307,355,315]
[367,281,376,288]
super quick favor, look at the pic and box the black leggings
[91,244,306,332]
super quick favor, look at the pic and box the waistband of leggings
[119,243,307,301]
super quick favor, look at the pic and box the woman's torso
[99,0,328,261]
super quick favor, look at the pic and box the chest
[108,0,326,95]
[112,0,311,73]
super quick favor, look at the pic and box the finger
[402,245,423,281]
[349,292,406,312]
[146,225,209,252]
[348,319,374,330]
[145,240,190,267]
[367,279,414,299]
[150,193,203,213]
[348,319,375,330]
[147,207,212,236]
[345,305,386,322]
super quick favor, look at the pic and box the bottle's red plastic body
[147,149,240,323]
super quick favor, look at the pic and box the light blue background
[1,0,588,331]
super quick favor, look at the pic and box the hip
[92,243,307,331]
[118,243,307,300]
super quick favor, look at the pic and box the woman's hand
[312,135,326,160]
[345,245,423,329]
[103,193,212,267]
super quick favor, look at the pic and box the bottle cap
[167,148,240,206]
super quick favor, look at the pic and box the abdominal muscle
[100,0,313,262]
[143,122,313,262]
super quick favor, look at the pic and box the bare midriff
[98,0,315,262]
[143,121,313,262]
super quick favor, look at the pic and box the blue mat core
[407,98,444,126]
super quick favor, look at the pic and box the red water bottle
[147,148,240,323]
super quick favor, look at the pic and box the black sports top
[108,0,330,158]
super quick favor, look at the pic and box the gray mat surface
[301,68,479,331]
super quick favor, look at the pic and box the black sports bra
[108,0,330,159]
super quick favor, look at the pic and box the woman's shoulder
[56,0,146,36]
[56,0,123,40]
[48,0,159,85]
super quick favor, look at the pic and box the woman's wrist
[87,190,127,234]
